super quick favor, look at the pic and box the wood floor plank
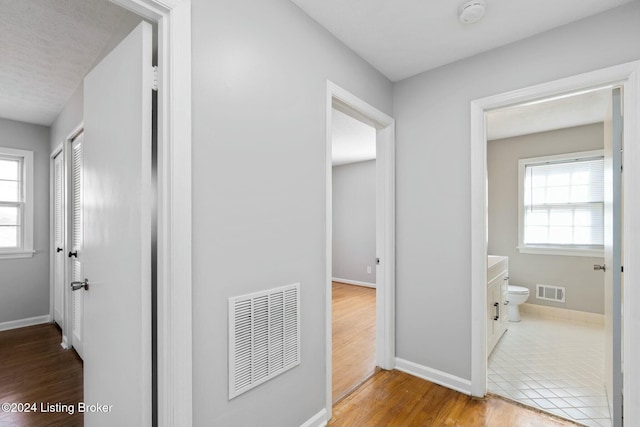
[332,282,376,403]
[0,323,83,427]
[329,370,580,427]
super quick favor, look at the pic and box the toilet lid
[508,285,529,295]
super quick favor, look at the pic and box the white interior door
[81,21,153,425]
[53,151,65,325]
[70,132,84,359]
[603,87,623,427]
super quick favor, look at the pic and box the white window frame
[0,147,34,259]
[517,149,605,257]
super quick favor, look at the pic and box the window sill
[0,250,35,260]
[517,246,604,258]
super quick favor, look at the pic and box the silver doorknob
[594,264,606,272]
[71,278,89,291]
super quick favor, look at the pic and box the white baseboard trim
[521,303,605,326]
[332,277,376,288]
[395,358,472,396]
[300,408,327,427]
[0,314,51,332]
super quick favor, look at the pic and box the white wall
[190,0,393,425]
[50,84,83,152]
[333,160,376,285]
[0,118,50,324]
[488,124,605,314]
[393,2,640,382]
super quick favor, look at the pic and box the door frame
[49,143,64,333]
[469,61,640,424]
[107,1,193,425]
[44,0,191,424]
[325,81,396,419]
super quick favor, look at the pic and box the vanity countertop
[488,255,507,268]
[488,255,508,282]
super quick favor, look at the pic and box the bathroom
[486,88,615,427]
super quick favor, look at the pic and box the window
[0,147,34,259]
[518,150,604,257]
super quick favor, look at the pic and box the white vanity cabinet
[487,256,509,356]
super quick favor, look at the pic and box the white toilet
[507,285,530,322]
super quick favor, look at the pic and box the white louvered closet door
[53,152,65,325]
[70,132,84,360]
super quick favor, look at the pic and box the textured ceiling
[0,0,141,126]
[290,0,636,82]
[487,88,610,141]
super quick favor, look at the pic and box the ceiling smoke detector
[458,0,486,24]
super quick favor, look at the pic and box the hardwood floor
[0,305,583,427]
[0,323,83,427]
[330,284,579,426]
[329,370,580,427]
[332,281,376,403]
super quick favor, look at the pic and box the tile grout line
[488,313,610,427]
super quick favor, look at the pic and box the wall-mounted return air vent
[229,283,300,399]
[536,284,566,303]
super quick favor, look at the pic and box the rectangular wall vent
[536,284,566,303]
[229,283,300,399]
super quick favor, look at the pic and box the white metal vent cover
[229,283,300,399]
[536,284,566,303]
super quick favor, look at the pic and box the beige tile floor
[488,312,610,427]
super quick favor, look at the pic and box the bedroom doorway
[331,106,378,403]
[325,82,395,419]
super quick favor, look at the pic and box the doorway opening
[1,0,192,425]
[485,86,617,426]
[470,61,640,427]
[325,82,395,419]
[331,107,378,403]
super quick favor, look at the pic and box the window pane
[547,172,570,187]
[582,205,603,245]
[531,174,546,188]
[573,227,591,245]
[571,171,590,185]
[592,228,604,245]
[0,180,20,202]
[574,210,592,227]
[524,226,548,244]
[0,159,19,181]
[526,210,548,226]
[548,226,572,244]
[546,186,570,203]
[570,185,589,203]
[549,209,572,227]
[523,155,604,248]
[0,206,19,226]
[531,188,546,205]
[0,226,19,248]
